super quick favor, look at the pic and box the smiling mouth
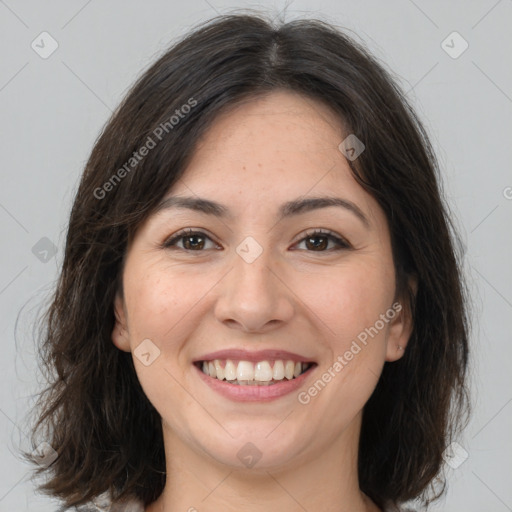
[195,359,315,386]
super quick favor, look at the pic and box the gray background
[1,0,511,510]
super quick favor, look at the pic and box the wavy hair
[26,12,471,510]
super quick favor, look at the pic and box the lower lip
[194,364,316,402]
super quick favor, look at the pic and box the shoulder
[73,492,144,512]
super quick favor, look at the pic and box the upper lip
[194,349,316,363]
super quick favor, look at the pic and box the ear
[112,291,131,352]
[385,276,417,362]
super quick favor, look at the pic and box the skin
[112,90,414,512]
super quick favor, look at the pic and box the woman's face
[112,90,413,473]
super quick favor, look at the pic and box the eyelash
[162,228,351,252]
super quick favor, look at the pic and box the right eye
[163,229,221,251]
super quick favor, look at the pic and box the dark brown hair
[26,11,470,510]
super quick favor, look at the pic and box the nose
[213,243,294,334]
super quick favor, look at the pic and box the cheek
[296,261,395,344]
[123,265,207,425]
[297,265,394,426]
[121,265,197,359]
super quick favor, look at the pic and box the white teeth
[200,358,311,384]
[237,361,254,381]
[285,360,295,380]
[254,361,273,382]
[214,360,224,380]
[224,360,236,381]
[272,360,285,380]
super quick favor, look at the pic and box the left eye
[294,230,350,251]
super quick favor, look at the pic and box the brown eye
[182,233,205,250]
[163,229,218,251]
[305,235,328,251]
[295,230,351,252]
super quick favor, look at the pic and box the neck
[146,412,381,512]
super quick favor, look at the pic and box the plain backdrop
[1,1,511,511]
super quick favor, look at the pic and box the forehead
[190,91,344,164]
[168,91,371,208]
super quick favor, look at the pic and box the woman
[27,12,470,512]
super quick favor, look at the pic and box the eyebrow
[154,195,370,228]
